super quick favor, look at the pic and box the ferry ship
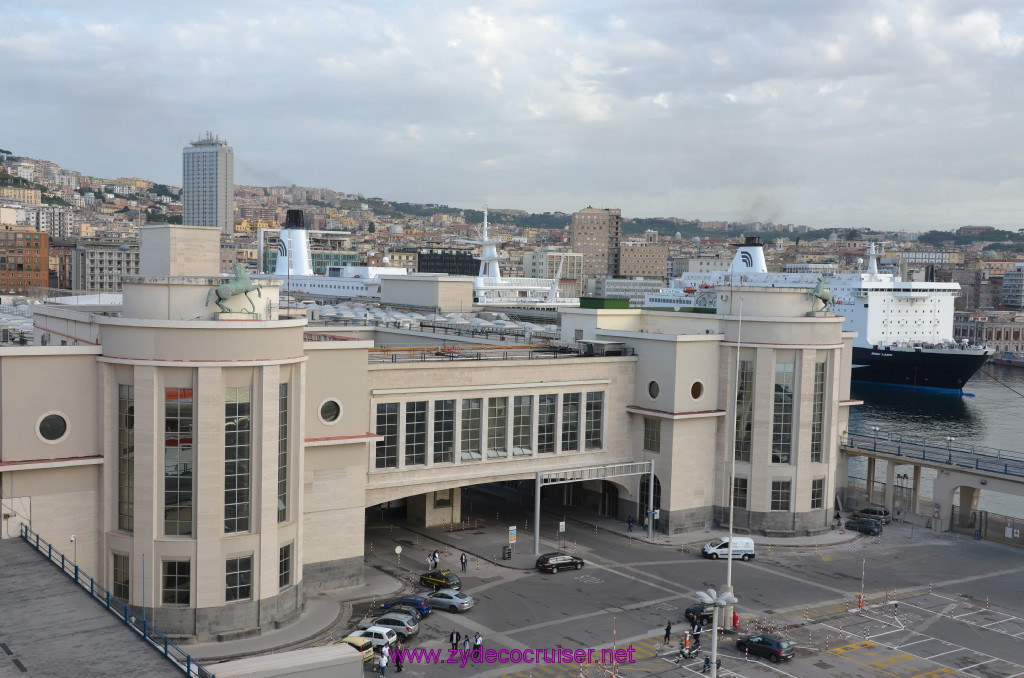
[647,237,993,391]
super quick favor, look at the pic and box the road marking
[924,648,960,659]
[910,668,955,677]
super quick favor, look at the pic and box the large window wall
[164,388,193,537]
[372,390,606,469]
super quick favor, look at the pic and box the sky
[2,1,1023,230]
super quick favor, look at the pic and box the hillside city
[2,143,1024,356]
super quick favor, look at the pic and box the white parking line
[953,609,983,620]
[925,648,962,659]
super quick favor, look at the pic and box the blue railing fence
[843,426,1024,479]
[20,525,215,678]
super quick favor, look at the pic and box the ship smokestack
[285,209,305,230]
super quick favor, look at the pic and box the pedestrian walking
[692,622,702,649]
[627,515,634,532]
[702,656,710,673]
[460,552,468,572]
[664,621,672,644]
[433,549,440,568]
[463,636,471,657]
[473,632,483,660]
[394,640,404,673]
[450,629,461,650]
[380,652,389,678]
[427,552,434,569]
[732,611,740,632]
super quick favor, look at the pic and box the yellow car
[340,635,375,662]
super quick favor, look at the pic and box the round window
[39,414,68,441]
[648,381,660,399]
[691,381,704,399]
[319,400,342,423]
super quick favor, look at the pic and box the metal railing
[842,427,1024,479]
[950,506,1024,548]
[20,525,215,678]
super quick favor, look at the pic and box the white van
[701,536,755,561]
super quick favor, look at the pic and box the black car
[420,569,462,590]
[845,517,882,536]
[683,602,715,626]
[735,634,795,662]
[535,552,584,573]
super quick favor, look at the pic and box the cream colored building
[0,226,853,641]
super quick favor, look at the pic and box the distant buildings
[182,134,234,234]
[0,226,48,297]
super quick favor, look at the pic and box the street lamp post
[946,436,955,463]
[724,298,742,624]
[696,588,738,678]
[871,425,879,451]
[69,534,77,578]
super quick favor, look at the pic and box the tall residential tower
[569,207,621,284]
[182,133,235,234]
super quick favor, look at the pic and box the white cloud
[0,0,1022,229]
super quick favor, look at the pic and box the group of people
[665,616,734,672]
[449,629,484,658]
[427,549,470,573]
[377,639,404,677]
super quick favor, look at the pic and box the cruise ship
[647,237,993,391]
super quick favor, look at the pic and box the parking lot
[320,497,1024,678]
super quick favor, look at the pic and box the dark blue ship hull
[851,346,992,391]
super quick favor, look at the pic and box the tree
[368,222,376,233]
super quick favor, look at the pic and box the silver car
[360,614,419,641]
[424,588,475,613]
[350,626,399,650]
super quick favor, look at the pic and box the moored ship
[646,237,993,391]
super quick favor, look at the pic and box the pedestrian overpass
[839,428,1024,531]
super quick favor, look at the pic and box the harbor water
[848,364,1024,517]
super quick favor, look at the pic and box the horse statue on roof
[207,263,263,314]
[809,276,835,312]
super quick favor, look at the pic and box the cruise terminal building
[0,225,855,639]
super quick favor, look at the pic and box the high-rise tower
[569,207,621,284]
[182,133,235,234]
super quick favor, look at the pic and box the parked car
[339,635,375,662]
[420,569,462,590]
[735,634,795,662]
[683,602,715,626]
[535,552,585,573]
[424,588,475,613]
[359,614,419,641]
[380,595,433,617]
[349,626,398,651]
[854,506,892,525]
[845,517,882,536]
[387,604,424,622]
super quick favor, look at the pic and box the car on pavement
[339,635,376,662]
[359,614,419,641]
[380,595,433,617]
[349,626,398,651]
[387,604,424,622]
[424,588,475,613]
[735,634,795,662]
[845,517,882,536]
[683,602,715,626]
[853,506,892,525]
[535,552,585,573]
[420,569,462,590]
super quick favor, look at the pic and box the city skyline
[2,2,1023,231]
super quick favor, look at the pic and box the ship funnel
[274,210,314,276]
[728,236,768,274]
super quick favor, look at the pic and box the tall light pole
[696,588,738,678]
[724,297,742,624]
[69,534,77,569]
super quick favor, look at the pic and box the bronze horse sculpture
[207,263,263,314]
[809,276,835,312]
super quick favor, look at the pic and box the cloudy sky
[2,2,1022,230]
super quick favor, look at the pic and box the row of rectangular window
[375,392,605,468]
[733,360,828,465]
[112,544,293,606]
[117,384,290,538]
[731,477,825,511]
